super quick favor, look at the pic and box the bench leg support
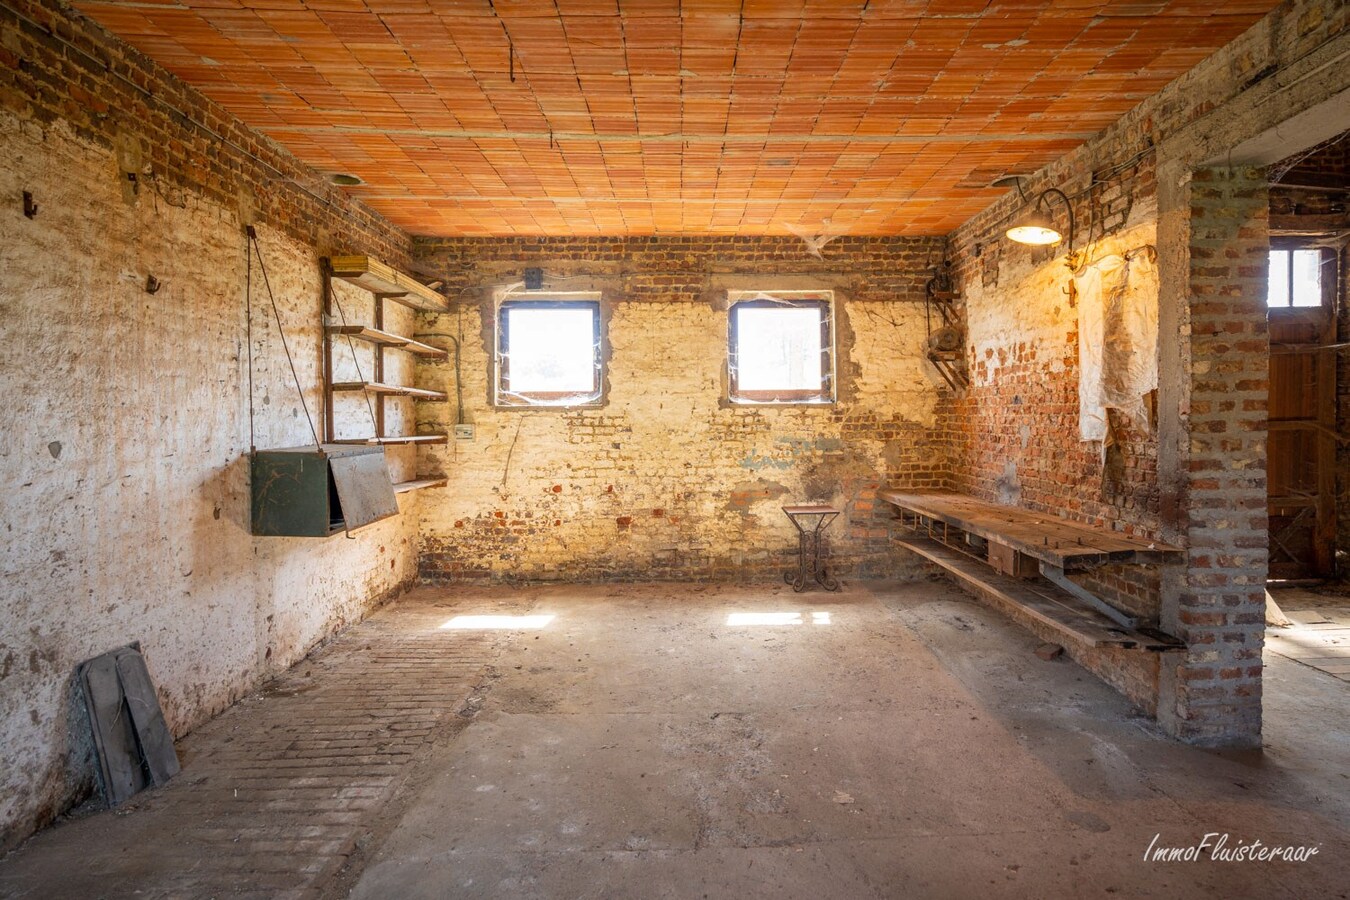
[1038,562,1138,630]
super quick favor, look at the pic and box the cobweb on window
[727,292,833,404]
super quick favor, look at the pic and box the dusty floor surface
[1266,587,1350,683]
[1,580,1348,899]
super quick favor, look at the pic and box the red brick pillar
[1158,166,1269,746]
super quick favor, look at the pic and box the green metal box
[250,444,398,537]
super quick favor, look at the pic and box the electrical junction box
[454,424,476,441]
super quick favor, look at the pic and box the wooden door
[1267,246,1339,580]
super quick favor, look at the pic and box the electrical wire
[415,332,465,426]
[998,145,1153,220]
[500,418,524,495]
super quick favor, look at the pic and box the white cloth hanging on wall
[1075,264,1108,442]
[1072,249,1159,443]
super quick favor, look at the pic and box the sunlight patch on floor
[725,611,831,626]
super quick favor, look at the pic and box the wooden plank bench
[883,490,1184,653]
[881,490,1183,571]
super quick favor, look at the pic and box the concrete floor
[1266,587,1350,683]
[2,580,1348,899]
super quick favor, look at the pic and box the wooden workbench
[882,490,1184,653]
[880,490,1183,571]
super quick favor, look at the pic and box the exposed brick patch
[946,115,1163,543]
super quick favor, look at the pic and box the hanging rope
[246,226,321,450]
[245,228,256,454]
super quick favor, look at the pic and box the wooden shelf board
[896,536,1181,652]
[332,434,448,446]
[383,293,445,314]
[331,381,392,394]
[393,477,448,494]
[882,489,1182,570]
[326,325,448,360]
[331,381,447,401]
[327,325,409,348]
[328,256,449,312]
[400,337,450,359]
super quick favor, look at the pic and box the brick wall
[411,236,953,582]
[1282,130,1350,180]
[1160,167,1270,744]
[945,152,1174,711]
[0,0,422,847]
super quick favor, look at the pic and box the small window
[728,292,834,404]
[496,298,602,407]
[1267,248,1325,308]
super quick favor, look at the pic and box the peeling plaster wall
[956,200,1163,540]
[412,237,952,582]
[0,0,420,848]
[952,198,1165,709]
[949,144,1167,709]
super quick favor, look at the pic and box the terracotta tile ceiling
[75,0,1278,236]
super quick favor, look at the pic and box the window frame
[494,295,604,409]
[727,291,836,406]
[1267,241,1336,311]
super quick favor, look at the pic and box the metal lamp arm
[1037,188,1075,252]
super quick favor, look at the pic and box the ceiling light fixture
[993,175,1075,251]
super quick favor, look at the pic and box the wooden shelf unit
[328,256,450,312]
[325,325,448,359]
[322,256,451,493]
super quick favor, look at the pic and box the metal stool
[782,505,842,592]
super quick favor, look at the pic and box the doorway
[1266,130,1349,581]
